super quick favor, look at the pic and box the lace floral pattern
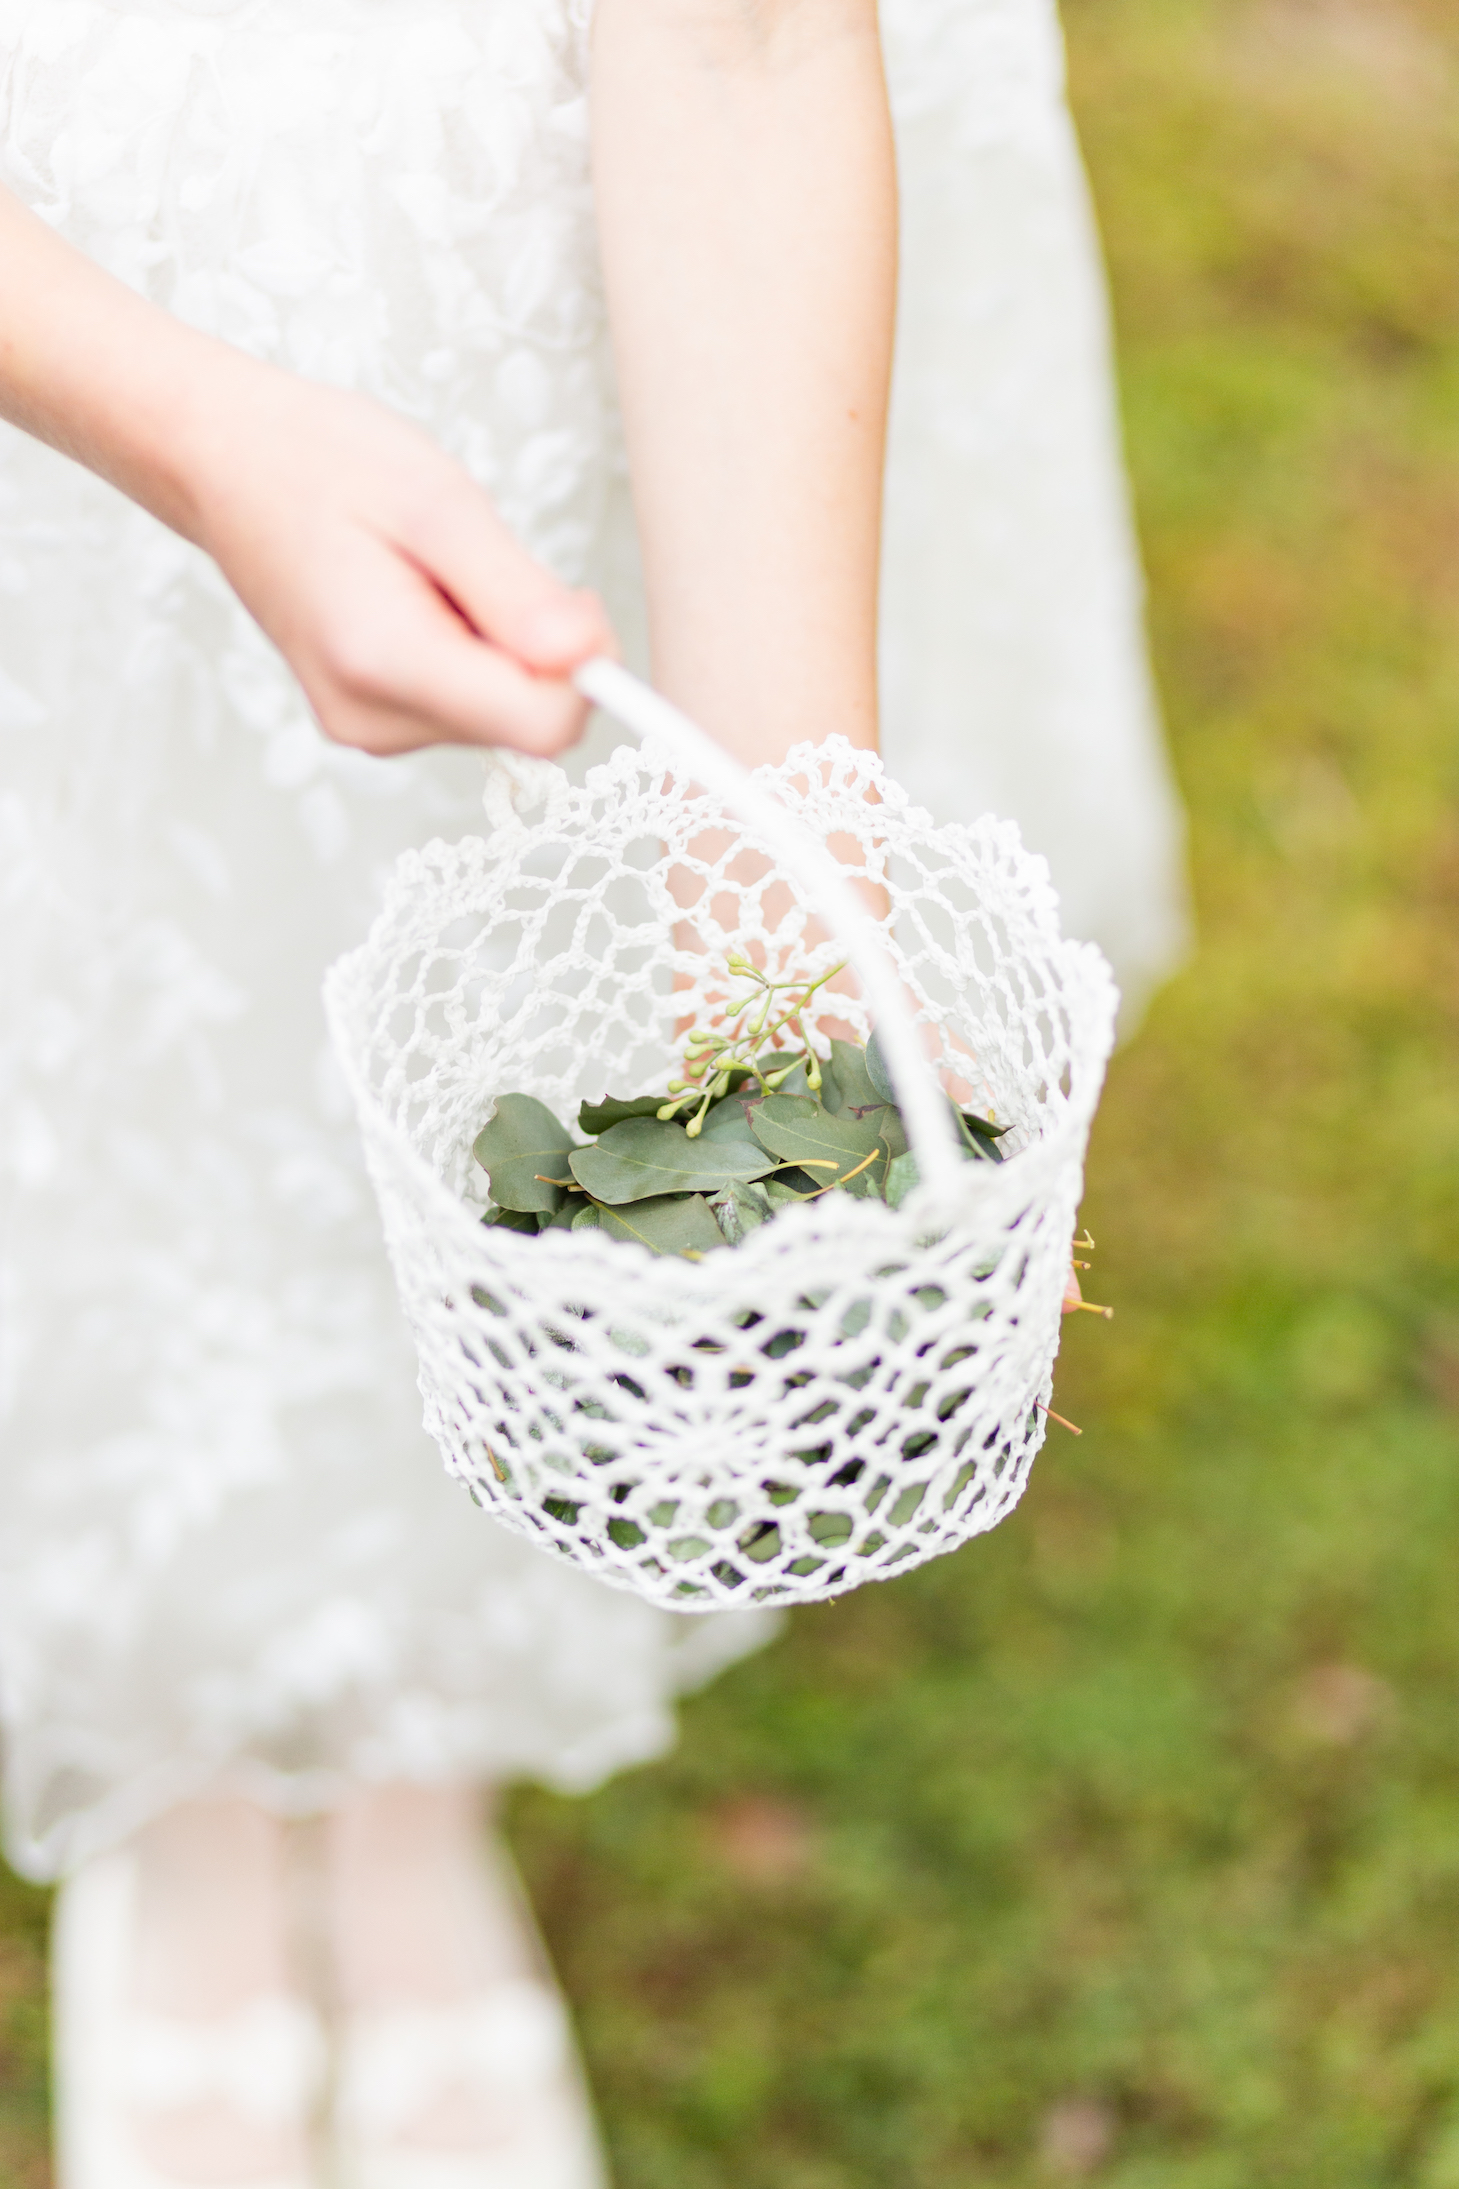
[0,0,1184,1879]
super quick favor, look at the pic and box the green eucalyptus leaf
[596,1193,728,1256]
[482,1204,541,1235]
[696,1101,770,1168]
[699,1088,766,1138]
[831,1044,908,1189]
[826,1040,884,1115]
[959,1109,1007,1162]
[571,1202,602,1230]
[569,1115,777,1205]
[963,1109,1008,1140]
[541,1199,581,1230]
[577,1094,666,1135]
[763,1165,825,1204]
[709,1178,773,1245]
[956,1111,1003,1163]
[865,1027,897,1104]
[878,1106,909,1162]
[472,1094,575,1213]
[885,1150,920,1209]
[748,1093,891,1189]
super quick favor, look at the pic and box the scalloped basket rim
[326,933,1116,1306]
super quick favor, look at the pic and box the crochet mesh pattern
[325,734,1118,1610]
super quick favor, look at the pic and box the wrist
[151,333,274,553]
[86,299,284,552]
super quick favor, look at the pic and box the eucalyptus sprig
[656,957,848,1137]
[472,974,1014,1262]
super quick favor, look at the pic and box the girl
[0,0,1185,2180]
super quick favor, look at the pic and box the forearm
[591,0,897,768]
[0,186,230,539]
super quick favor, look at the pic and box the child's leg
[52,1796,318,2187]
[131,1799,294,2023]
[324,1784,519,2013]
[323,1784,603,2175]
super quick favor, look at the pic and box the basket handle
[573,656,965,1197]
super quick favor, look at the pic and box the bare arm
[0,187,610,756]
[591,0,897,769]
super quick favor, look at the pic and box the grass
[4,0,1459,2181]
[0,1866,49,2189]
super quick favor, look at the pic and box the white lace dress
[0,0,1186,1882]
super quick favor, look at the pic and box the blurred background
[4,0,1458,2179]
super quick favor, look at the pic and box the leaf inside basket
[472,1094,576,1214]
[577,1094,666,1135]
[695,1100,769,1156]
[569,1114,779,1204]
[747,1093,901,1193]
[475,1014,1010,1258]
[594,1192,728,1255]
[823,1039,885,1115]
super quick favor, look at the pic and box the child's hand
[184,364,612,758]
[0,185,609,757]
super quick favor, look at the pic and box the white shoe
[53,1847,325,2189]
[332,1844,607,2189]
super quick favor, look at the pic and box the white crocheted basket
[325,663,1119,1611]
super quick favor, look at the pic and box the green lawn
[5,0,1459,2182]
[0,1862,47,2187]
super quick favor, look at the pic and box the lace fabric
[0,0,1182,1878]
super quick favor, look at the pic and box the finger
[311,670,588,759]
[400,477,616,675]
[313,664,588,759]
[311,546,592,755]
